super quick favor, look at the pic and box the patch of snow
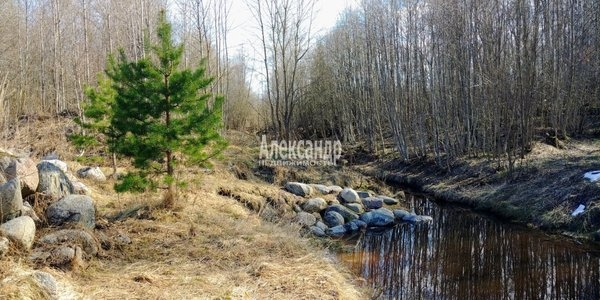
[572,204,585,217]
[584,171,600,182]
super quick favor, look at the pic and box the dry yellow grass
[70,169,365,299]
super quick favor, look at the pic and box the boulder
[325,204,359,222]
[284,182,312,197]
[344,219,367,233]
[356,191,372,199]
[326,225,347,237]
[378,195,400,205]
[0,178,23,223]
[0,157,39,197]
[314,221,328,231]
[37,161,73,200]
[339,188,360,203]
[360,208,395,227]
[324,211,345,227]
[393,209,412,220]
[344,203,365,214]
[402,214,433,224]
[301,198,328,213]
[0,216,36,249]
[294,212,317,227]
[76,167,106,182]
[37,229,98,257]
[71,181,91,195]
[46,195,95,229]
[309,184,331,195]
[362,197,384,209]
[310,226,326,237]
[327,185,343,193]
[41,159,68,173]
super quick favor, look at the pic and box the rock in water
[339,188,360,203]
[324,211,345,227]
[301,198,328,213]
[37,161,73,201]
[284,182,312,197]
[360,208,395,227]
[0,178,23,223]
[326,225,347,237]
[0,216,36,250]
[46,195,95,229]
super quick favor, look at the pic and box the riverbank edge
[356,148,600,242]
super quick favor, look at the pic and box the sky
[227,0,358,59]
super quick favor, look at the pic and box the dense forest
[1,0,599,167]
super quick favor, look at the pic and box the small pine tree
[71,73,118,170]
[92,10,226,207]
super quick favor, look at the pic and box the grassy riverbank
[0,118,367,299]
[362,140,600,239]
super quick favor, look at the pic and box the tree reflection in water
[350,194,600,300]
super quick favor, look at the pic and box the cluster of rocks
[0,152,112,271]
[285,182,433,238]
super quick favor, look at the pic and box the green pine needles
[76,10,226,208]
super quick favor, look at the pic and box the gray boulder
[76,167,106,182]
[362,197,384,209]
[309,184,331,195]
[310,226,326,237]
[326,225,347,237]
[46,195,95,229]
[37,161,73,200]
[0,178,23,223]
[360,208,395,227]
[71,181,91,195]
[328,185,343,193]
[41,159,68,173]
[325,204,359,222]
[356,191,372,199]
[37,229,98,257]
[324,211,345,227]
[295,211,317,227]
[314,221,328,231]
[344,203,365,214]
[339,188,360,203]
[284,182,312,197]
[0,216,36,249]
[301,198,328,213]
[0,157,39,197]
[402,214,433,224]
[378,195,400,205]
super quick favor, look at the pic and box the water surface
[347,194,600,299]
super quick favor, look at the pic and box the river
[345,194,600,299]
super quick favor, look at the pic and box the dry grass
[0,120,366,299]
[74,173,365,299]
